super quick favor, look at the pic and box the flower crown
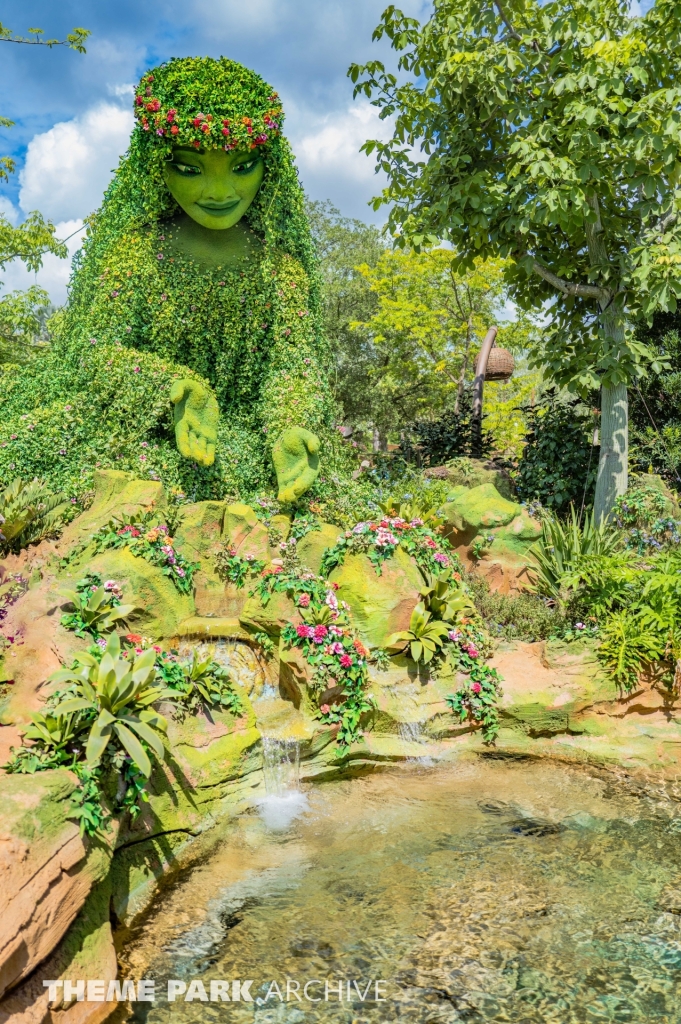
[133,69,283,153]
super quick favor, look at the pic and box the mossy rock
[239,588,300,639]
[488,511,542,565]
[329,547,423,649]
[59,470,166,552]
[296,522,341,574]
[442,483,521,532]
[174,500,225,562]
[68,547,193,639]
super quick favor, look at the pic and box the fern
[0,477,67,552]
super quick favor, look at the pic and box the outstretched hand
[170,378,219,468]
[272,427,320,504]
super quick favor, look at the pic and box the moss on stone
[329,547,423,649]
[442,483,521,531]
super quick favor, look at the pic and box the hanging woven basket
[475,344,515,382]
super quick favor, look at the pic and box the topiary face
[162,146,264,230]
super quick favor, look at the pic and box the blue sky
[0,0,428,302]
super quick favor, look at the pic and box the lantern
[474,344,514,382]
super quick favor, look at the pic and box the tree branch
[530,258,609,301]
[492,0,522,40]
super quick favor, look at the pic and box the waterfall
[262,735,301,796]
[257,736,307,830]
[398,719,425,745]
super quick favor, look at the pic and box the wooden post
[471,326,497,456]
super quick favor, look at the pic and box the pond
[117,756,681,1023]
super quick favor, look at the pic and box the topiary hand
[273,427,320,504]
[170,378,219,468]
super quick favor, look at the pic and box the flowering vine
[320,515,458,579]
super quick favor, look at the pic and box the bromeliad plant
[49,632,172,778]
[90,510,198,595]
[60,573,136,638]
[165,649,242,718]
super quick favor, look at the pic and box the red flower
[135,95,143,107]
[471,681,482,694]
[166,109,176,122]
[125,633,143,644]
[170,125,179,135]
[297,593,311,607]
[313,624,328,642]
[201,123,211,134]
[146,100,160,113]
[222,127,230,136]
[193,116,204,127]
[340,653,353,668]
[296,624,314,639]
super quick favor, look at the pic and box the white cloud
[19,103,133,223]
[0,197,19,225]
[0,219,85,306]
[294,101,391,183]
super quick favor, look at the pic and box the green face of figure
[162,147,264,230]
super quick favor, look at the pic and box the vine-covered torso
[0,229,330,500]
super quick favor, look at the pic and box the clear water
[117,758,681,1023]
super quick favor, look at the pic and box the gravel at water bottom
[116,758,681,1023]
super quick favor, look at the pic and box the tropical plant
[419,568,475,622]
[60,575,136,638]
[50,632,172,777]
[378,495,444,529]
[597,611,665,692]
[529,507,622,602]
[387,603,450,664]
[91,512,198,595]
[0,477,67,553]
[168,650,242,717]
[612,482,681,553]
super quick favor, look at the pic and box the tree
[350,247,536,445]
[307,200,386,437]
[0,22,89,274]
[0,286,53,362]
[350,0,681,520]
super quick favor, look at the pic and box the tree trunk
[585,194,629,522]
[594,380,628,523]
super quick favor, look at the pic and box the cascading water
[262,735,301,795]
[258,736,308,830]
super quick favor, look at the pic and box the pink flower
[471,681,482,694]
[296,624,314,639]
[325,590,338,612]
[133,366,140,373]
[425,538,437,549]
[330,642,344,655]
[297,593,311,608]
[448,629,462,642]
[374,527,399,548]
[466,644,479,659]
[320,704,330,714]
[312,624,328,643]
[340,653,353,668]
[433,553,449,566]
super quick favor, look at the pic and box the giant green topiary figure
[0,57,336,502]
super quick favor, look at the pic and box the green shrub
[612,482,681,553]
[467,573,566,641]
[0,477,67,553]
[515,391,598,515]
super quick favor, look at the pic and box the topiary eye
[233,158,260,175]
[171,163,201,176]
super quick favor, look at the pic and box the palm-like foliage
[386,603,450,663]
[175,651,241,714]
[0,477,67,552]
[529,506,621,601]
[51,633,174,776]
